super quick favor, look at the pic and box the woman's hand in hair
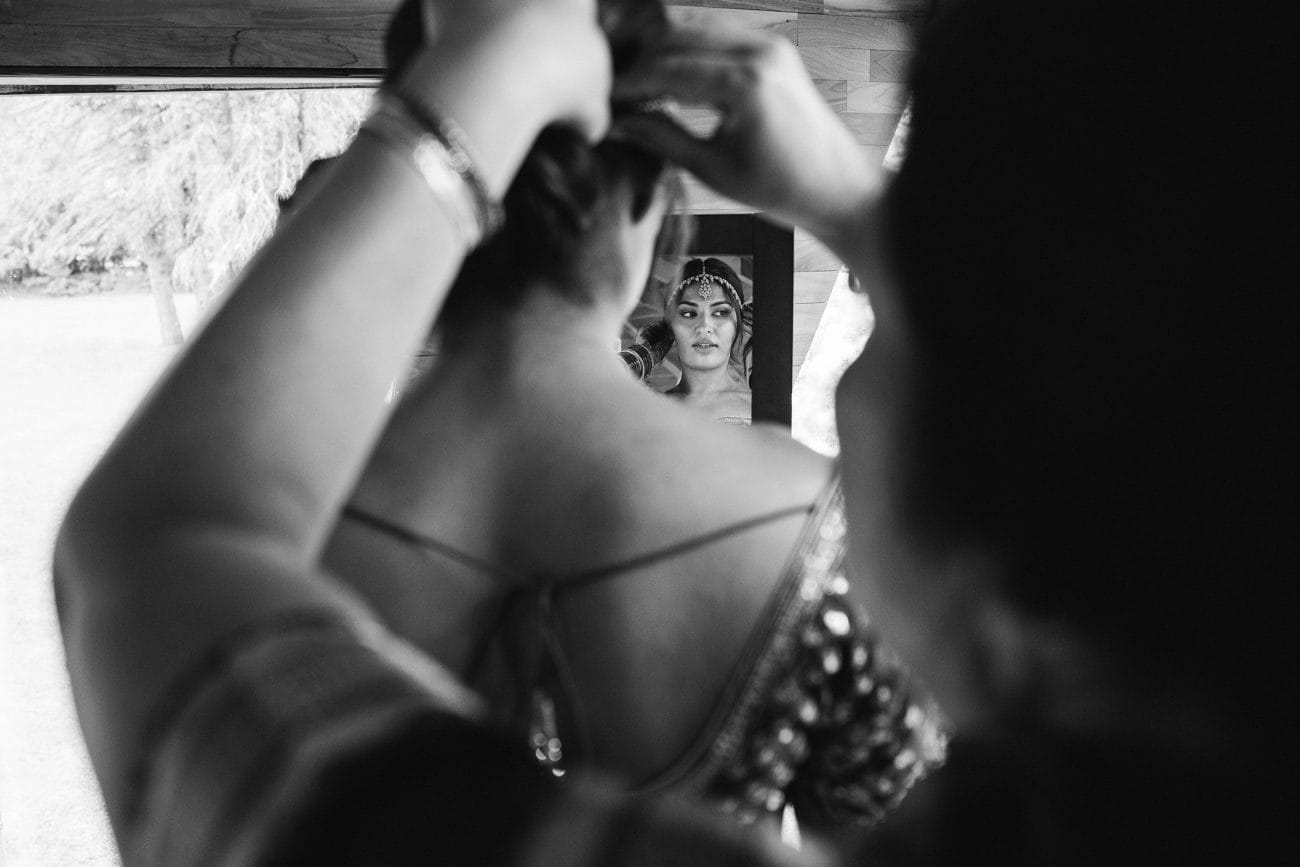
[394,0,613,193]
[612,24,879,256]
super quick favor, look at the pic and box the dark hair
[669,257,748,368]
[385,0,684,337]
[883,0,1291,692]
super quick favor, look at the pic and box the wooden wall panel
[794,301,827,370]
[679,174,753,213]
[794,270,840,305]
[0,24,382,70]
[231,29,382,68]
[1,24,253,68]
[823,0,925,11]
[799,47,872,81]
[814,79,847,112]
[11,0,251,28]
[841,111,901,145]
[868,49,912,82]
[668,1,827,12]
[665,5,798,39]
[0,1,922,74]
[249,0,396,29]
[792,270,840,377]
[859,144,889,165]
[794,230,839,272]
[670,1,925,13]
[847,80,907,112]
[798,13,913,49]
[1,0,395,71]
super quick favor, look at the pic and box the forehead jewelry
[677,271,737,303]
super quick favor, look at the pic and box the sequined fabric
[705,575,948,827]
[532,477,948,828]
[688,483,947,827]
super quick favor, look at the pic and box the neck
[676,363,741,397]
[434,287,632,397]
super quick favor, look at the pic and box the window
[0,86,372,866]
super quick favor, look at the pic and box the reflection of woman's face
[669,292,737,372]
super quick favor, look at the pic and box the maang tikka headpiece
[675,271,739,305]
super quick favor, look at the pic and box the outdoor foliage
[0,89,371,341]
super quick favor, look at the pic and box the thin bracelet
[385,86,504,240]
[361,96,488,249]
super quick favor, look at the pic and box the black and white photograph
[1,1,1286,864]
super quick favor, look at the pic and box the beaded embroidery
[529,478,948,828]
[705,572,948,826]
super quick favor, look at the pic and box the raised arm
[53,0,611,829]
[612,25,886,281]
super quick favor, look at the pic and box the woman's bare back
[325,352,833,780]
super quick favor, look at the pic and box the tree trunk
[296,90,308,155]
[141,248,184,345]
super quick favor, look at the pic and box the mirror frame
[688,214,793,427]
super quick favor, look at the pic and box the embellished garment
[124,608,853,866]
[341,473,948,832]
[629,476,947,828]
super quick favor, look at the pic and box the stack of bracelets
[619,321,674,382]
[360,87,504,250]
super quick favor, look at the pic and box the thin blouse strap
[339,502,520,586]
[558,501,819,594]
[633,467,844,794]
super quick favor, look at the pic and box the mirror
[621,214,793,427]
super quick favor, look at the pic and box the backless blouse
[121,482,944,865]
[337,471,948,831]
[632,476,948,827]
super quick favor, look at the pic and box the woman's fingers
[615,57,752,112]
[613,24,880,250]
[610,112,723,176]
[473,0,613,140]
[614,27,771,107]
[391,0,611,189]
[643,22,775,60]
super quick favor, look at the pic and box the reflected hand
[612,25,879,253]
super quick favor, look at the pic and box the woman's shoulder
[631,407,833,516]
[505,387,832,573]
[733,421,834,490]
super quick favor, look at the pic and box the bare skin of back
[324,289,832,782]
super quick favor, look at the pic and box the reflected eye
[713,308,733,319]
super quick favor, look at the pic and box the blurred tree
[0,89,369,343]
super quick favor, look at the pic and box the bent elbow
[51,469,146,636]
[52,481,108,637]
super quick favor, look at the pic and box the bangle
[360,94,501,249]
[386,86,504,241]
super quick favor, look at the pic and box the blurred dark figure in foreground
[615,0,1293,862]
